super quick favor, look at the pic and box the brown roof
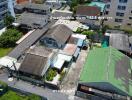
[19,46,53,76]
[68,36,78,44]
[76,5,101,16]
[44,24,73,44]
[60,44,77,56]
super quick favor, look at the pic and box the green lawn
[0,48,13,57]
[0,90,41,100]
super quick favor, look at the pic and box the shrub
[0,81,8,94]
[59,71,66,81]
[46,69,57,81]
[81,30,95,37]
[0,29,22,48]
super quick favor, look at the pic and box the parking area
[60,49,89,95]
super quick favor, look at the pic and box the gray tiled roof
[109,33,130,53]
[19,46,54,76]
[8,21,56,59]
[24,3,51,11]
[19,53,48,76]
[15,12,48,29]
[52,11,73,18]
[44,24,73,45]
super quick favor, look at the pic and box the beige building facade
[104,0,132,31]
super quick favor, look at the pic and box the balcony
[0,7,8,15]
[0,0,7,6]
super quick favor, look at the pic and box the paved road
[0,72,84,100]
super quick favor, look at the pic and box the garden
[0,28,22,57]
[0,15,23,57]
[44,68,67,86]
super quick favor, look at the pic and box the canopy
[0,56,17,70]
[58,53,72,62]
[53,58,65,70]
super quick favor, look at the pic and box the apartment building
[0,0,15,29]
[0,0,8,29]
[104,0,132,31]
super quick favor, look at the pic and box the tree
[4,14,15,27]
[0,29,22,48]
[70,0,78,11]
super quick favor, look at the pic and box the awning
[77,39,84,47]
[58,53,72,62]
[53,58,65,70]
[74,48,80,58]
[0,56,18,70]
[72,34,86,40]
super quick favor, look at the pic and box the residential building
[18,46,57,77]
[14,12,48,29]
[14,3,51,15]
[76,6,101,18]
[8,0,16,17]
[0,0,8,29]
[0,0,15,29]
[40,24,73,49]
[109,33,130,53]
[104,0,132,31]
[105,30,130,54]
[86,1,106,15]
[24,3,51,15]
[8,27,49,59]
[76,47,132,100]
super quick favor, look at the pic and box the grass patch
[0,48,13,57]
[0,90,41,100]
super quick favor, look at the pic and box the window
[119,0,127,3]
[115,18,123,22]
[116,12,124,17]
[106,4,110,9]
[127,23,131,26]
[118,5,126,10]
[129,17,132,19]
[105,11,109,15]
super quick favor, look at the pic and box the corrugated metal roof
[80,47,132,96]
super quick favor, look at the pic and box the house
[104,29,130,54]
[14,3,51,15]
[8,27,49,59]
[24,3,51,15]
[76,5,101,18]
[87,1,106,15]
[109,33,130,53]
[59,43,80,61]
[51,10,73,20]
[18,46,57,77]
[40,24,73,49]
[77,18,100,30]
[52,43,80,71]
[14,12,48,29]
[53,19,89,32]
[69,34,87,48]
[76,47,132,100]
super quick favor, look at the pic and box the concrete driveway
[60,49,88,95]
